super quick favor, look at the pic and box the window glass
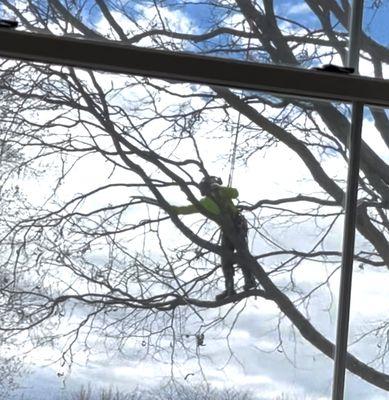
[363,2,389,51]
[0,58,352,398]
[344,105,389,398]
[359,1,389,78]
[1,0,350,68]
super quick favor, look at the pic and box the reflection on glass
[344,105,389,398]
[363,2,389,48]
[1,0,352,68]
[359,2,389,78]
[0,56,356,399]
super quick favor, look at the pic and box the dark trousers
[220,214,255,290]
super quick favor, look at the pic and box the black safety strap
[0,19,18,29]
[312,64,354,74]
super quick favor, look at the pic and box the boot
[215,279,236,301]
[243,281,256,291]
[215,288,236,301]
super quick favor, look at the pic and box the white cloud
[288,3,312,15]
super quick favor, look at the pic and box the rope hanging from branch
[227,110,241,187]
[227,36,251,188]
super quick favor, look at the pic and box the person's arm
[171,204,199,215]
[171,196,220,216]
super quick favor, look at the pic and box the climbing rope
[227,35,251,187]
[227,110,241,187]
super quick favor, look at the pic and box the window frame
[0,1,383,398]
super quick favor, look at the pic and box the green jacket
[172,186,239,217]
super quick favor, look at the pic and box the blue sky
[363,1,389,45]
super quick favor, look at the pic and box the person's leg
[242,267,256,291]
[235,214,257,291]
[215,233,236,300]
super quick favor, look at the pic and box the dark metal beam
[0,29,389,106]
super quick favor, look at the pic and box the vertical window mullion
[332,1,365,398]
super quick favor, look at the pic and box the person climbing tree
[171,176,256,300]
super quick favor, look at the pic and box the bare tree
[0,353,23,400]
[0,108,25,400]
[0,0,389,394]
[71,383,254,400]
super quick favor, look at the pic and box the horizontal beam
[0,29,389,107]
